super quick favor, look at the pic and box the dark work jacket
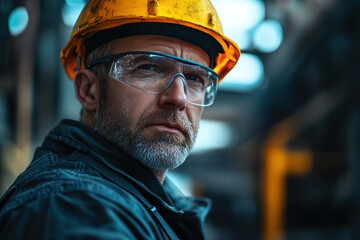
[0,119,211,240]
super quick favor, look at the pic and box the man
[0,0,240,239]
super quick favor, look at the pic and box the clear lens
[108,52,218,106]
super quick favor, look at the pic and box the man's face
[93,35,210,171]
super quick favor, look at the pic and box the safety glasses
[87,51,219,107]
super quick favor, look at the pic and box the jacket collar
[43,119,211,219]
[43,119,174,206]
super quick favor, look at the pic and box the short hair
[85,41,114,106]
[78,40,119,121]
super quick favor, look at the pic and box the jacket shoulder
[0,159,162,239]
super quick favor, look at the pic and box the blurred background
[0,0,359,239]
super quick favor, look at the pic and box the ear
[74,69,99,111]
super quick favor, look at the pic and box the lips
[147,121,185,135]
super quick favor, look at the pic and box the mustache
[136,110,194,138]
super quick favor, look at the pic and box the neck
[80,110,96,128]
[151,169,167,184]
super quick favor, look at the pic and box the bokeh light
[193,120,233,153]
[220,53,264,91]
[8,7,29,36]
[62,0,86,27]
[253,20,283,53]
[211,0,265,49]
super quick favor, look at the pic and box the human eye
[137,64,158,72]
[186,73,202,82]
[131,61,162,78]
[185,72,207,89]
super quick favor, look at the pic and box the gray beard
[93,102,198,171]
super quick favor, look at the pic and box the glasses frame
[87,51,219,107]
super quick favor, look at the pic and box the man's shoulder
[1,153,142,215]
[0,152,160,239]
[0,178,160,240]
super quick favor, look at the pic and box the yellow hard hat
[60,0,240,82]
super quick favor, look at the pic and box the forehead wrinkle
[175,39,210,67]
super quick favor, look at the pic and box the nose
[158,75,188,110]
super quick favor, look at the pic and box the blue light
[253,20,283,53]
[220,53,264,91]
[211,0,265,49]
[65,0,86,6]
[62,1,86,27]
[193,120,233,153]
[8,7,29,36]
[167,172,193,196]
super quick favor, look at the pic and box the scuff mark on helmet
[148,0,159,16]
[90,0,102,14]
[148,0,159,15]
[207,13,215,28]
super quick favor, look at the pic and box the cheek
[109,87,156,124]
[186,105,203,127]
